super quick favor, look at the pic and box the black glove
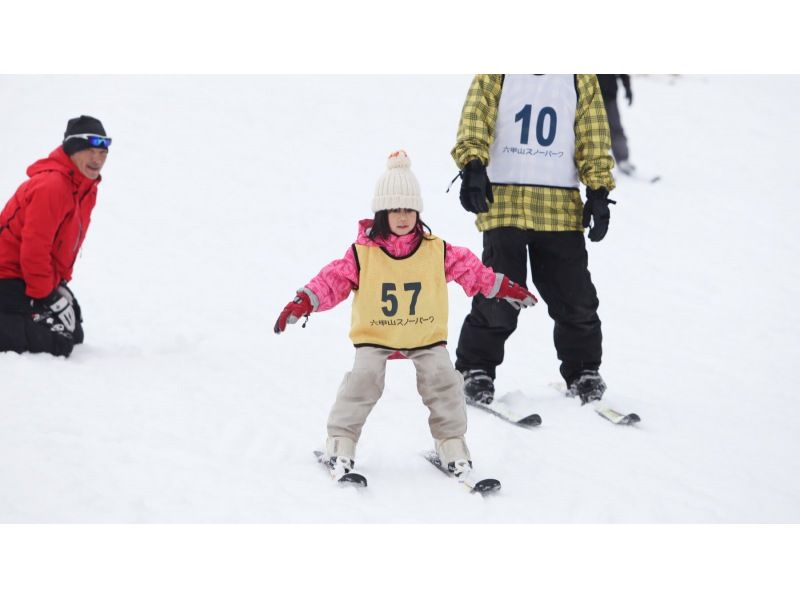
[582,187,617,242]
[625,89,633,106]
[30,287,77,338]
[58,281,84,343]
[459,159,494,214]
[57,282,82,320]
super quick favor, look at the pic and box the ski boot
[567,370,607,404]
[321,437,366,486]
[462,369,495,404]
[329,455,355,478]
[325,437,357,472]
[436,438,472,480]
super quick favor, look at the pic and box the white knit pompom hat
[371,150,423,213]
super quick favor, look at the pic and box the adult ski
[594,403,641,425]
[550,382,641,426]
[634,173,661,184]
[421,450,501,495]
[313,450,367,487]
[467,399,542,427]
[466,391,542,428]
[619,168,661,184]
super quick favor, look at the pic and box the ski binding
[313,450,367,487]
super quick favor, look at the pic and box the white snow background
[1,76,799,528]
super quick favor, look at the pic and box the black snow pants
[0,278,82,357]
[455,228,602,385]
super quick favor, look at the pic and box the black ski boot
[463,369,495,404]
[567,370,607,404]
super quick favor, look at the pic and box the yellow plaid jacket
[452,74,616,232]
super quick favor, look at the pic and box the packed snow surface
[1,75,798,523]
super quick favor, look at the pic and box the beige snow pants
[326,345,469,461]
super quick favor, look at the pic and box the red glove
[493,275,538,309]
[274,292,313,334]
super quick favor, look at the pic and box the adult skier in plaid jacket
[452,74,616,404]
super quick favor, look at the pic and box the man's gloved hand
[274,292,313,334]
[582,187,617,242]
[30,287,77,336]
[625,88,633,106]
[489,274,538,310]
[57,281,76,304]
[58,281,84,343]
[459,159,494,214]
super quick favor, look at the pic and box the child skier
[274,151,537,483]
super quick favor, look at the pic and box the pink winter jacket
[304,219,500,312]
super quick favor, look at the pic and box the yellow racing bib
[350,237,448,350]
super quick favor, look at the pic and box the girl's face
[388,209,418,236]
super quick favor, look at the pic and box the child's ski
[313,450,367,487]
[421,450,501,495]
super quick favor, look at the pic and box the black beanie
[62,115,108,156]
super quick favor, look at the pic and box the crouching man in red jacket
[0,115,110,358]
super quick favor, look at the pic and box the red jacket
[0,147,100,299]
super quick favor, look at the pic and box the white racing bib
[487,74,579,189]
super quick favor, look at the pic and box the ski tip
[594,403,642,425]
[472,479,502,495]
[612,413,641,425]
[518,413,542,427]
[338,473,368,487]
